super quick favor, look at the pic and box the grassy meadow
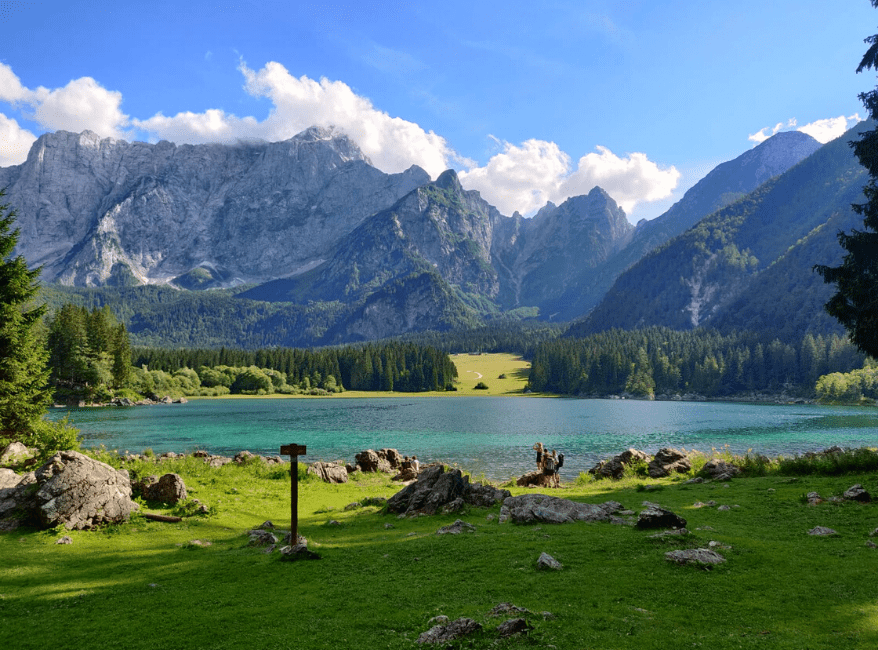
[190,353,536,399]
[3,453,878,649]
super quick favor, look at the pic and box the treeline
[815,361,878,403]
[47,305,132,401]
[386,321,565,357]
[528,327,865,397]
[132,342,458,394]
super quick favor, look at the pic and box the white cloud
[458,139,571,215]
[558,147,681,213]
[797,114,863,143]
[29,77,129,138]
[748,118,797,144]
[459,138,679,216]
[0,60,678,217]
[0,113,36,167]
[135,61,455,178]
[0,63,29,103]
[749,114,864,145]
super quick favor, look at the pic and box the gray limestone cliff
[0,128,430,287]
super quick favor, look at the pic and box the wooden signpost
[280,444,307,543]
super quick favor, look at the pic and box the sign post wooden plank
[280,444,307,543]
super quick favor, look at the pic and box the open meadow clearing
[3,454,878,649]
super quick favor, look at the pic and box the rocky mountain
[0,127,430,287]
[568,120,873,341]
[542,131,823,321]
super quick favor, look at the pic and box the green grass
[3,455,878,649]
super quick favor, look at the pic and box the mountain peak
[434,169,462,191]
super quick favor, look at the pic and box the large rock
[843,484,871,503]
[636,505,687,530]
[648,447,691,478]
[386,465,510,516]
[500,494,623,524]
[516,470,557,488]
[377,448,403,469]
[588,448,649,479]
[17,451,139,530]
[355,449,392,473]
[140,473,188,504]
[0,442,32,467]
[665,548,726,565]
[387,465,467,515]
[701,459,740,480]
[307,461,348,484]
[416,618,482,645]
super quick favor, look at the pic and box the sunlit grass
[3,455,878,649]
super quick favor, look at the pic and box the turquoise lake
[47,397,878,480]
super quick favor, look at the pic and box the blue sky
[0,0,875,222]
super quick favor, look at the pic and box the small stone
[717,505,731,511]
[407,532,417,537]
[867,541,877,548]
[427,615,449,626]
[537,552,562,570]
[843,484,871,503]
[497,618,531,638]
[55,535,72,545]
[767,488,776,493]
[683,477,704,484]
[541,611,556,620]
[665,548,726,565]
[344,502,361,511]
[416,618,481,645]
[808,526,838,536]
[437,519,476,535]
[326,520,341,526]
[384,523,394,529]
[648,528,689,538]
[696,526,715,531]
[258,520,274,529]
[869,528,878,537]
[486,513,496,522]
[488,602,530,617]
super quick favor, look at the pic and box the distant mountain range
[569,120,873,342]
[2,121,862,347]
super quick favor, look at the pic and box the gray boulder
[140,473,188,504]
[636,506,687,530]
[387,465,467,515]
[307,461,349,484]
[355,449,392,473]
[843,484,871,503]
[701,459,740,479]
[377,448,403,469]
[437,519,476,535]
[589,448,649,479]
[497,618,531,637]
[466,483,512,508]
[665,548,726,565]
[416,618,482,645]
[0,442,32,467]
[31,451,138,530]
[536,552,563,570]
[648,447,691,478]
[500,494,623,524]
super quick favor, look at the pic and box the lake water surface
[47,397,878,480]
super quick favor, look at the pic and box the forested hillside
[573,120,873,341]
[528,327,864,398]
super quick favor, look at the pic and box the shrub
[474,382,489,390]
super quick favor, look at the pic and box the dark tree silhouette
[816,1,878,358]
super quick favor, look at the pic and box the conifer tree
[0,191,51,439]
[816,2,878,358]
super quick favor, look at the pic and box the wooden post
[280,444,307,543]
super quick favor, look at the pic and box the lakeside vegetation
[4,450,878,649]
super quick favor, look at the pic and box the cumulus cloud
[0,63,30,103]
[798,114,863,143]
[749,114,864,145]
[748,119,797,144]
[0,60,678,216]
[0,63,130,142]
[29,77,129,138]
[0,113,36,167]
[134,61,455,178]
[459,138,679,216]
